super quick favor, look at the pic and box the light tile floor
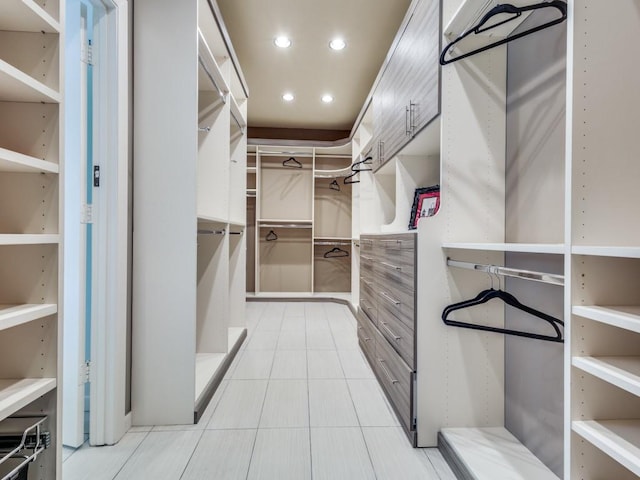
[63,301,456,480]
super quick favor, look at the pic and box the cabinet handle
[409,101,416,137]
[405,106,411,136]
[380,321,401,341]
[361,255,374,261]
[378,358,399,384]
[381,261,402,271]
[357,326,372,342]
[381,239,404,246]
[360,277,374,287]
[380,291,401,306]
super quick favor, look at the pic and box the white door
[63,0,129,449]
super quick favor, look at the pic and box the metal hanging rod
[198,126,211,132]
[446,258,564,286]
[198,57,226,103]
[314,241,351,246]
[229,231,244,235]
[260,223,312,229]
[198,229,226,235]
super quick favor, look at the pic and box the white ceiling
[217,0,412,132]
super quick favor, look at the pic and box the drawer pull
[361,255,374,261]
[378,358,399,384]
[381,261,402,271]
[361,278,374,287]
[380,291,401,306]
[380,321,401,341]
[381,239,403,245]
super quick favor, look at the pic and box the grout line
[110,429,153,480]
[305,303,315,479]
[177,427,208,480]
[357,426,380,480]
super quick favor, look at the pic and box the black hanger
[441,288,564,342]
[330,179,341,191]
[282,156,302,168]
[265,230,278,241]
[440,1,567,65]
[351,156,373,172]
[324,247,349,258]
[344,171,360,184]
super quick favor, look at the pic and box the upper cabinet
[371,0,440,171]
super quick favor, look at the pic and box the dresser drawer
[377,302,415,368]
[357,308,375,362]
[360,237,376,254]
[360,277,378,324]
[376,281,415,332]
[375,248,415,285]
[372,324,414,433]
[360,252,375,277]
[377,234,415,255]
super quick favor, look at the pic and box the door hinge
[83,361,91,384]
[82,40,93,65]
[81,204,93,224]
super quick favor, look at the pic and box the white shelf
[573,420,640,477]
[229,94,246,129]
[0,58,60,103]
[0,0,60,33]
[443,242,564,254]
[246,167,256,173]
[573,356,640,397]
[197,214,228,226]
[439,427,560,480]
[572,306,640,334]
[258,219,312,224]
[197,28,229,95]
[0,234,59,245]
[194,353,225,401]
[0,304,57,332]
[0,147,59,174]
[572,246,640,258]
[0,378,56,422]
[444,0,534,38]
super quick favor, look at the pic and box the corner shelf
[0,59,61,104]
[0,304,57,333]
[0,147,59,174]
[572,306,640,334]
[443,242,564,254]
[572,420,640,477]
[0,378,56,422]
[0,0,60,34]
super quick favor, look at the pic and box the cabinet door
[398,0,440,135]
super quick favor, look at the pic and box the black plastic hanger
[324,247,349,258]
[440,1,567,65]
[441,288,564,342]
[282,156,302,168]
[344,171,360,184]
[330,179,341,191]
[351,156,373,172]
[265,230,278,241]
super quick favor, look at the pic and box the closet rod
[314,241,351,246]
[260,223,312,229]
[198,57,226,103]
[198,127,211,132]
[447,258,564,286]
[229,231,243,235]
[197,229,226,235]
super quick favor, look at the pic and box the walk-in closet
[2,0,635,478]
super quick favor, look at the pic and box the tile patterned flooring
[63,301,456,480]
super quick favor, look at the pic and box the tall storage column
[133,0,198,425]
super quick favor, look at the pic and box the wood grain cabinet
[359,233,417,444]
[371,0,440,171]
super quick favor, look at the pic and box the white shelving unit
[133,0,248,426]
[0,0,63,476]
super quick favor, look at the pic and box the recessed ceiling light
[282,92,294,102]
[329,38,346,50]
[274,36,291,48]
[321,94,334,103]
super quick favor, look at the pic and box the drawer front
[360,252,375,278]
[360,277,378,324]
[377,234,416,256]
[360,236,376,255]
[376,280,415,332]
[376,247,415,284]
[357,308,375,361]
[377,303,415,368]
[372,325,413,433]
